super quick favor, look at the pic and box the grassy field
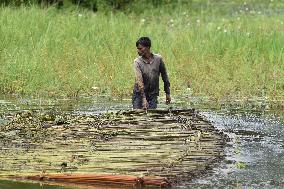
[0,1,284,101]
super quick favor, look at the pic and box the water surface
[0,96,283,189]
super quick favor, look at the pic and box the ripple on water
[182,109,284,189]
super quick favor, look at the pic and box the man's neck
[142,52,153,63]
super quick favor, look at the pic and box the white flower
[78,14,83,17]
[217,26,221,30]
[224,29,227,33]
[141,18,145,23]
[92,86,99,90]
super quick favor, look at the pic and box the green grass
[0,1,284,101]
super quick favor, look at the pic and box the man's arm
[134,61,146,98]
[134,61,148,109]
[159,58,171,104]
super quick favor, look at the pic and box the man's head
[136,37,151,57]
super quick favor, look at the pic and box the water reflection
[0,179,75,189]
[181,109,284,189]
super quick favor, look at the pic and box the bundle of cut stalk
[13,174,171,188]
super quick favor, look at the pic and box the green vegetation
[0,1,284,101]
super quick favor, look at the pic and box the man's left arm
[160,58,171,104]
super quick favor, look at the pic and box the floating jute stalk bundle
[0,109,227,188]
[13,174,171,188]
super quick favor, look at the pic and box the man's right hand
[142,97,149,110]
[166,94,171,104]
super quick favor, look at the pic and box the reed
[0,2,283,100]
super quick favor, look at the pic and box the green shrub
[0,0,191,11]
[0,0,63,6]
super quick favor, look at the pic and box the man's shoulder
[153,53,163,61]
[134,57,143,64]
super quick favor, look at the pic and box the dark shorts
[132,92,158,109]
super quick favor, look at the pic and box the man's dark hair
[136,37,151,48]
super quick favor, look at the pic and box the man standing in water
[132,37,171,109]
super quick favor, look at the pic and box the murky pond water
[0,95,283,188]
[183,109,284,189]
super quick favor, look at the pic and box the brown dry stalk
[13,174,171,188]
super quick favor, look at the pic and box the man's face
[137,44,149,56]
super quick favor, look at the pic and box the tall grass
[0,2,283,100]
